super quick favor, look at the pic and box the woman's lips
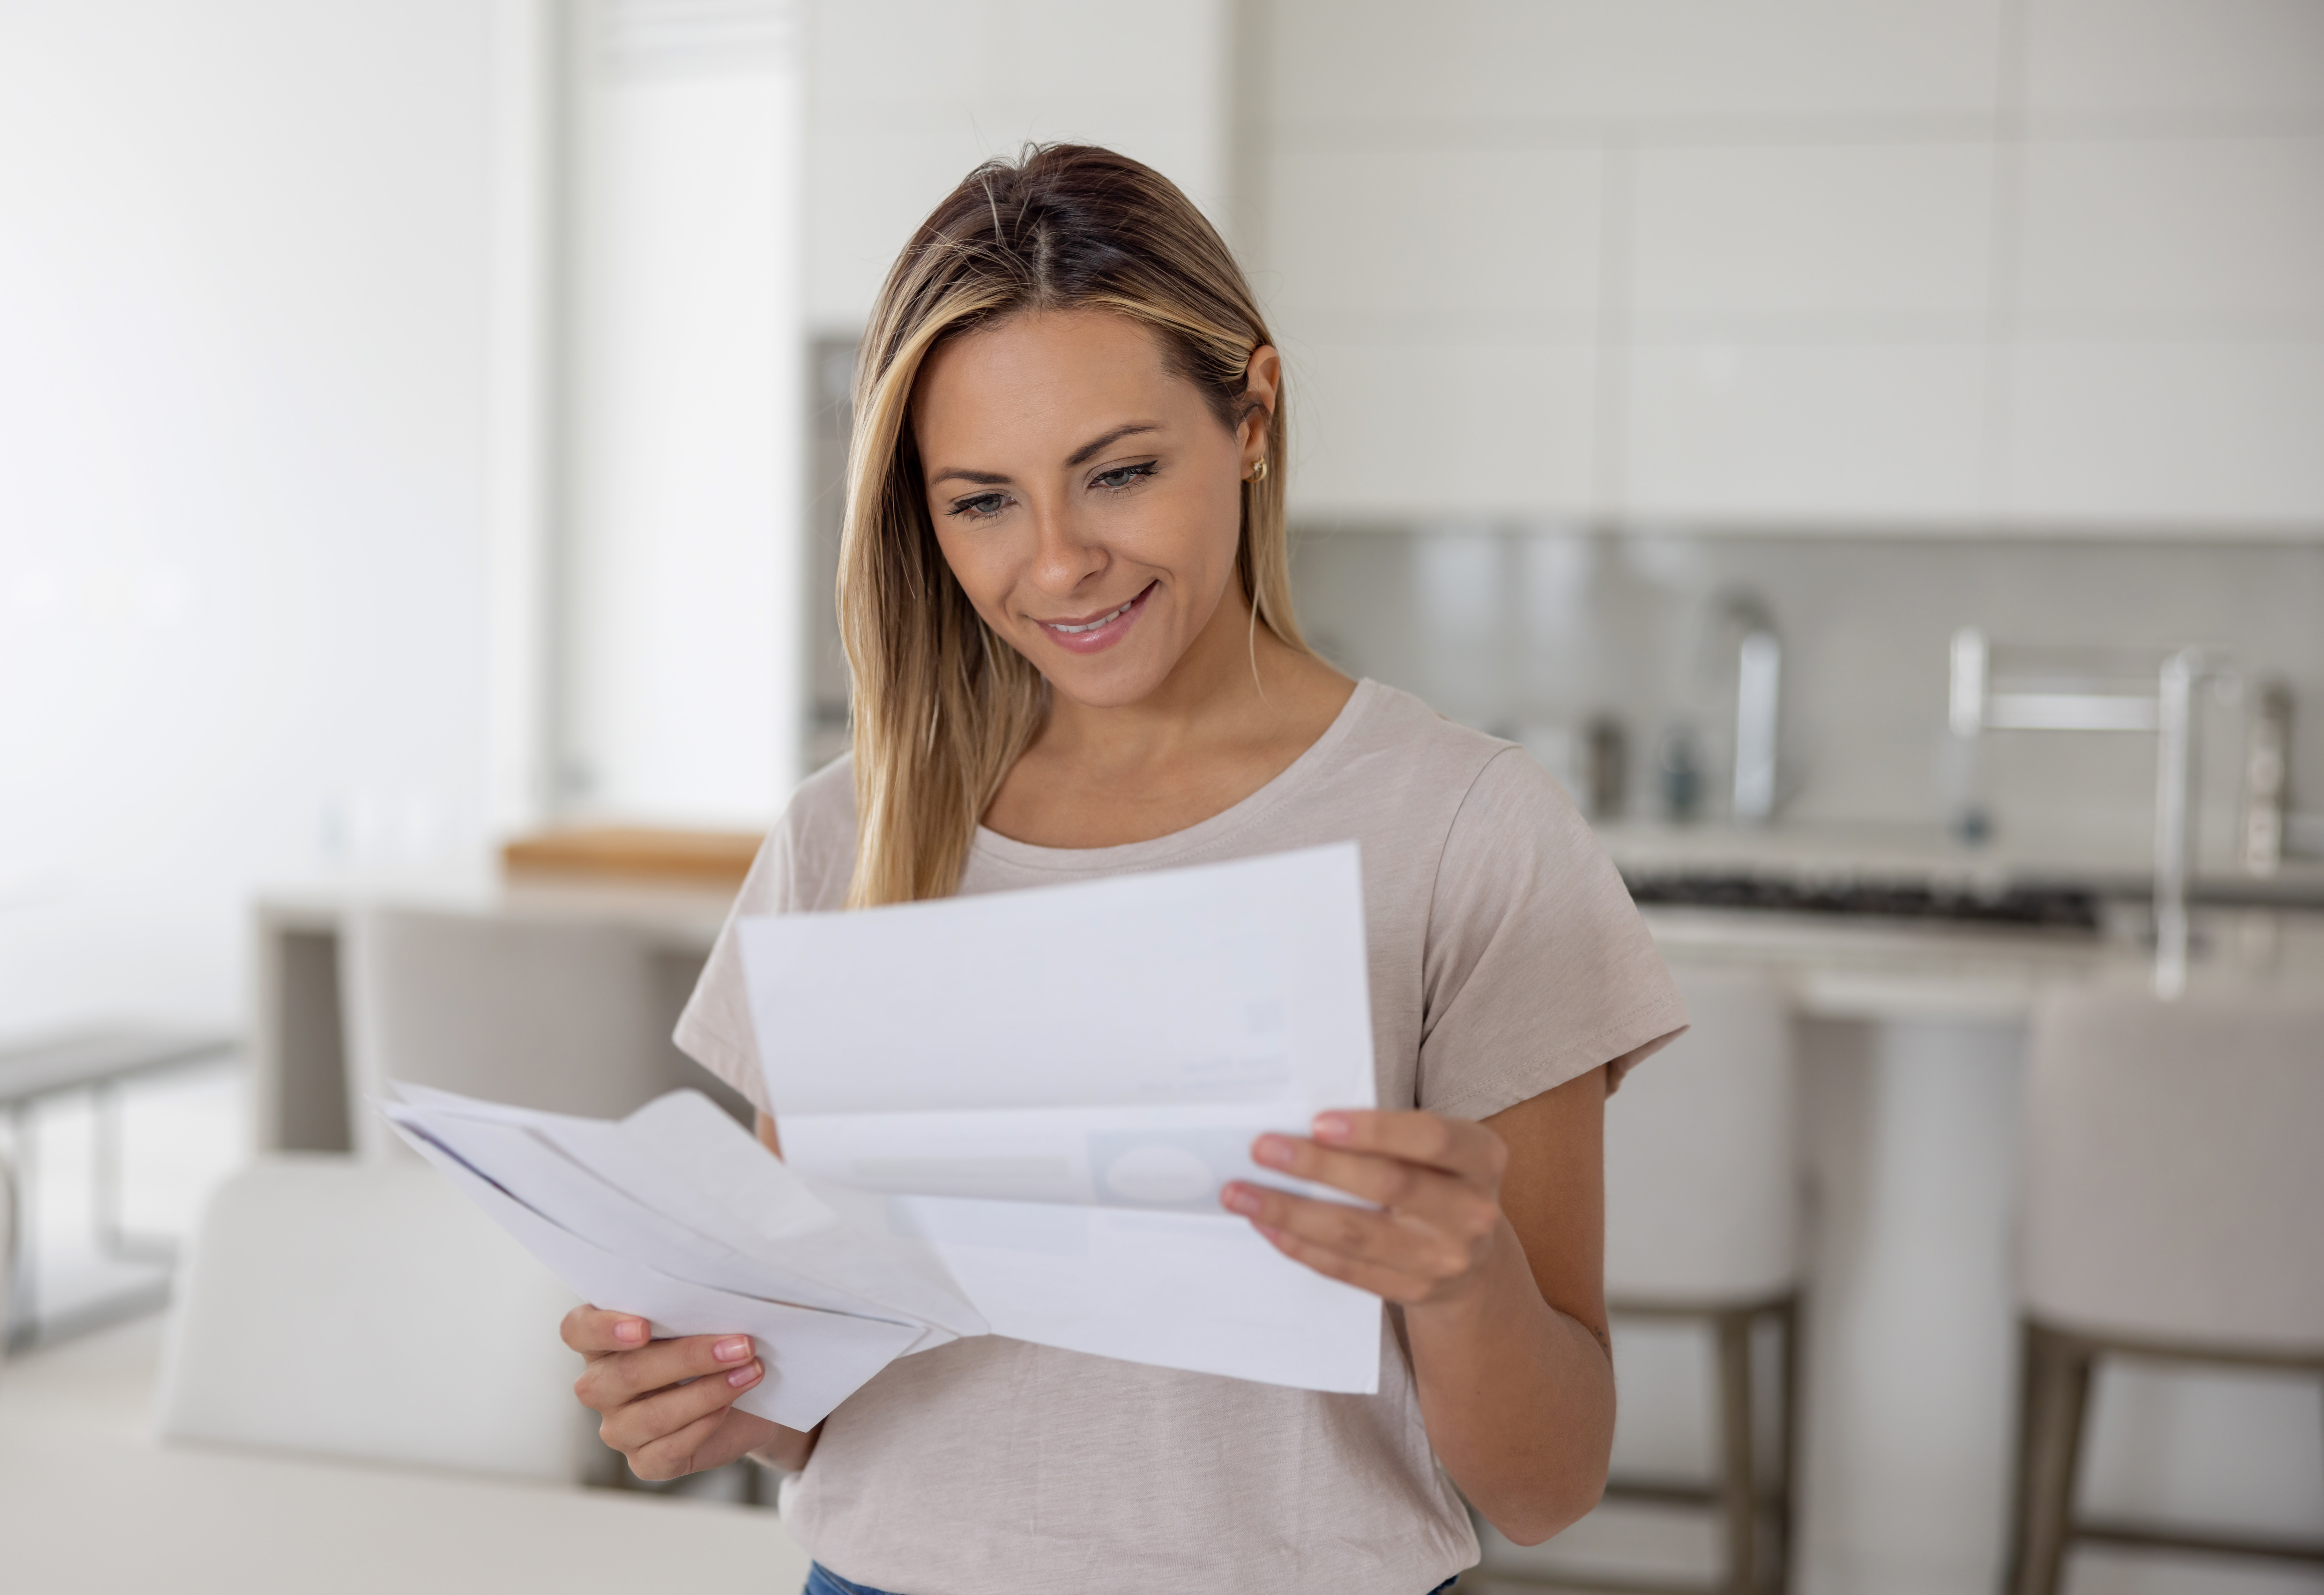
[1035,581,1156,655]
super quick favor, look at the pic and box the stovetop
[1622,871,2105,932]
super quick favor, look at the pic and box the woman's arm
[1222,1066,1615,1544]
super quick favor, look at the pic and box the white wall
[803,0,1233,335]
[1260,0,2324,533]
[0,1,503,1037]
[561,4,807,822]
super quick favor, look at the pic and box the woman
[563,144,1686,1595]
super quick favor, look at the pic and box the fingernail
[1253,1134,1293,1168]
[1313,1112,1352,1144]
[713,1337,751,1362]
[615,1319,646,1345]
[727,1360,762,1389]
[1222,1184,1261,1215]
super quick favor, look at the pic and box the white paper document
[391,844,1384,1425]
[735,843,1382,1393]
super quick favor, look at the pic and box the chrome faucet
[1721,594,1780,826]
[1948,628,2235,999]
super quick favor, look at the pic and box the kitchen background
[3,2,2320,1594]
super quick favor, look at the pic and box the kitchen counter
[1640,901,2323,1022]
[1602,818,2324,907]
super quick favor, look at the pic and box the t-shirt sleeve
[673,763,857,1115]
[1416,747,1688,1121]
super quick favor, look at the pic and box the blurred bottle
[1659,725,1702,824]
[2244,680,2292,876]
[1585,714,1628,821]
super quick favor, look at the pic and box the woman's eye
[1091,462,1159,492]
[949,492,1010,520]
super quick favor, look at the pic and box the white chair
[1501,966,1803,1595]
[2006,987,2324,1595]
[340,907,711,1160]
[156,1154,593,1480]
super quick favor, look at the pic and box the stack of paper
[387,844,1383,1430]
[384,1084,981,1429]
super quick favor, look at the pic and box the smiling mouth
[1039,582,1155,636]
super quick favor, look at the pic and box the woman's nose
[1026,501,1106,593]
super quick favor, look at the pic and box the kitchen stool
[1494,967,1802,1595]
[2006,987,2324,1595]
[340,906,723,1162]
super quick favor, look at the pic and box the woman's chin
[1034,637,1183,711]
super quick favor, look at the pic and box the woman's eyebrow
[1064,422,1161,467]
[931,422,1164,488]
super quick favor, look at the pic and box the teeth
[1049,597,1135,634]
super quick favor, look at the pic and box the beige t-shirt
[676,679,1687,1595]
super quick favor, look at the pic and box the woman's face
[911,309,1274,709]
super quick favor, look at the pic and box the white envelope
[386,1105,923,1429]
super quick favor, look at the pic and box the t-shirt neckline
[969,676,1381,874]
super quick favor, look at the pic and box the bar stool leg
[2004,1319,2041,1592]
[1773,1296,1801,1594]
[1718,1308,1757,1595]
[2009,1322,2093,1595]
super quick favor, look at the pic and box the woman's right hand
[562,1305,789,1479]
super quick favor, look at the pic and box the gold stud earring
[1249,456,1268,483]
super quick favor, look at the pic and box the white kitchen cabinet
[2003,338,2324,528]
[1615,139,1996,526]
[1256,0,2324,534]
[2022,0,2324,123]
[1264,0,2005,126]
[1622,339,1988,524]
[1266,144,1602,323]
[1286,335,1599,519]
[1628,140,1993,326]
[2015,134,2324,328]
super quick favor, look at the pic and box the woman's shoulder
[734,754,858,916]
[785,752,860,840]
[1308,681,1599,893]
[1329,680,1537,809]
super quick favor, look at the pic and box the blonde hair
[839,144,1310,907]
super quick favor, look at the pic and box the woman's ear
[1241,344,1282,461]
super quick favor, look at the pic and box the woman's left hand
[1222,1109,1512,1308]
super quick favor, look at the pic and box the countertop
[1642,899,2323,1022]
[1600,818,2324,906]
[254,823,2324,1032]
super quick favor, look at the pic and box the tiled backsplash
[1290,529,2324,868]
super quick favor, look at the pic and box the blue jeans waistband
[804,1563,1462,1595]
